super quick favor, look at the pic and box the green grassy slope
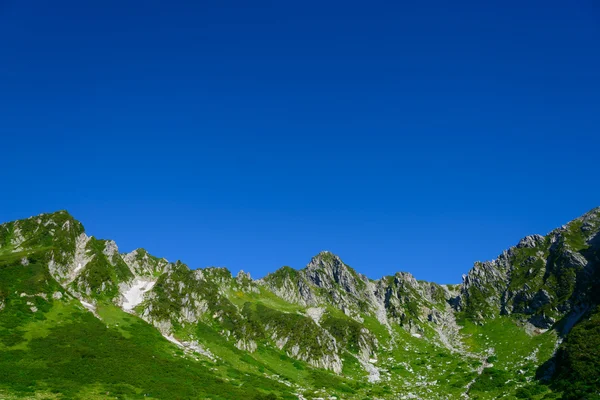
[550,305,600,399]
[0,215,295,399]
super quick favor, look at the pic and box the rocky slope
[456,207,600,330]
[0,208,599,399]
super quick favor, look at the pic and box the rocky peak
[0,210,84,255]
[236,270,252,283]
[201,267,233,284]
[517,234,545,249]
[457,208,600,328]
[102,240,120,260]
[122,248,171,277]
[576,206,600,224]
[304,251,367,296]
[260,266,317,307]
[236,270,250,278]
[391,271,419,288]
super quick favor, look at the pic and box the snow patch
[356,355,381,383]
[164,334,216,361]
[121,278,156,311]
[183,340,217,361]
[305,307,325,325]
[80,300,96,312]
[165,334,183,346]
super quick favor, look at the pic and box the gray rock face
[305,251,368,297]
[375,271,453,338]
[49,233,93,284]
[102,240,119,259]
[140,270,209,328]
[517,234,545,249]
[261,271,316,306]
[122,248,171,277]
[262,252,456,350]
[457,207,600,330]
[234,270,260,293]
[531,290,552,309]
[260,252,374,317]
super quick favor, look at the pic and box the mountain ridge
[0,208,599,399]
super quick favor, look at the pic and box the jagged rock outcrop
[122,248,171,277]
[263,252,453,342]
[457,207,600,330]
[139,262,214,330]
[377,272,449,326]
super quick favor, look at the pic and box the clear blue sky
[1,1,599,283]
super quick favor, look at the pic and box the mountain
[0,208,599,399]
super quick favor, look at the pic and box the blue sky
[1,0,599,283]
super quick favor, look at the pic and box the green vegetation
[263,266,299,287]
[551,306,600,399]
[321,315,365,353]
[0,301,292,399]
[1,208,600,398]
[71,238,134,300]
[562,220,590,252]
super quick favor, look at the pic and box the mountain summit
[0,208,599,399]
